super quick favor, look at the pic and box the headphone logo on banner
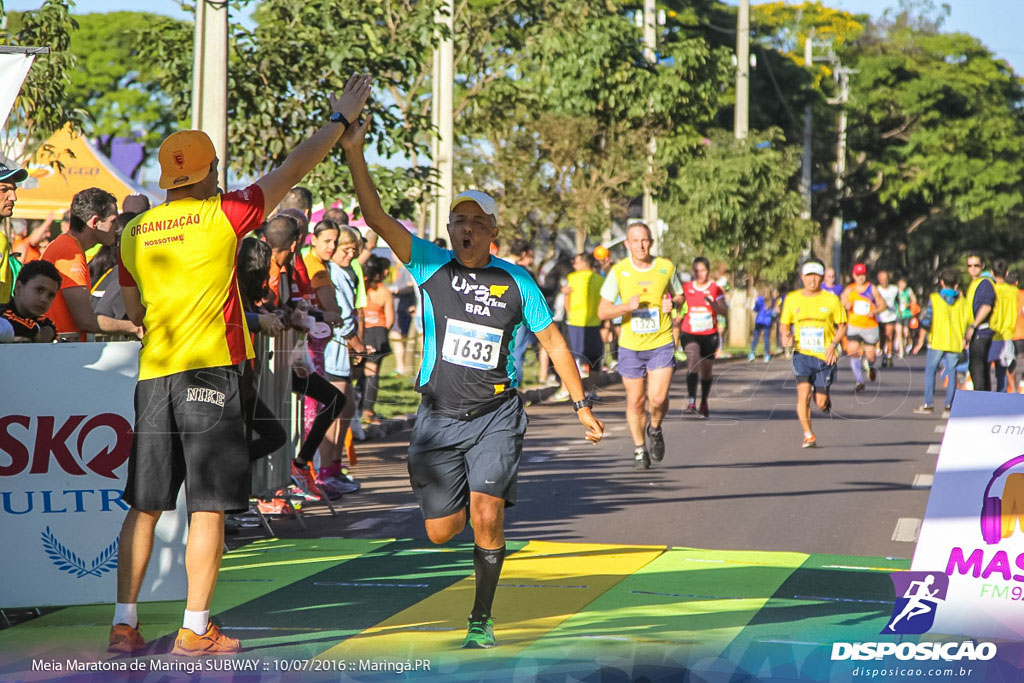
[980,454,1024,545]
[882,572,948,635]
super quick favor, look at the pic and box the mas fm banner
[0,342,186,609]
[912,390,1024,641]
[0,52,34,132]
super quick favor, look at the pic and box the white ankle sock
[183,609,209,635]
[113,602,138,628]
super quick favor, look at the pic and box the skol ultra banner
[0,342,186,608]
[912,390,1024,640]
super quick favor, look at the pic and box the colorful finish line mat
[1,538,1022,682]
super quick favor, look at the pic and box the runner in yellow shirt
[562,252,605,399]
[781,259,848,449]
[598,223,684,470]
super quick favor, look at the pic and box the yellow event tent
[13,124,158,220]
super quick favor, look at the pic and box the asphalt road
[246,352,945,562]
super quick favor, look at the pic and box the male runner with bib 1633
[340,109,604,650]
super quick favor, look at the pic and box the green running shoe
[463,616,495,649]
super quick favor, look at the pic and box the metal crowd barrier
[61,331,298,497]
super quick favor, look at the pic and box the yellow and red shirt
[42,232,91,337]
[119,185,264,380]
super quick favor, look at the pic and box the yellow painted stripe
[315,540,664,662]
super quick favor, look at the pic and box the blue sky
[6,1,1023,73]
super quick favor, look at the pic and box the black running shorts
[407,392,527,519]
[124,364,251,514]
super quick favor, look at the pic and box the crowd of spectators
[0,166,426,514]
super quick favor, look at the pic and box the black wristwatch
[329,111,351,129]
[572,398,592,412]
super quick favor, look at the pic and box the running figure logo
[882,572,948,634]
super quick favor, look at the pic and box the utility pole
[191,0,228,190]
[429,0,454,242]
[728,0,751,348]
[801,29,814,220]
[734,0,750,140]
[830,66,853,276]
[641,0,658,231]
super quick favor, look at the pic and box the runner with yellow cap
[781,258,848,448]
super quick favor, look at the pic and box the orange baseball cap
[593,245,610,260]
[158,130,216,189]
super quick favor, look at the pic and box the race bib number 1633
[441,319,503,370]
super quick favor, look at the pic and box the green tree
[0,0,82,160]
[660,129,814,286]
[65,12,187,178]
[840,10,1024,283]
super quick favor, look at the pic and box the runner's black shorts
[124,364,251,514]
[407,391,527,519]
[363,326,392,365]
[680,331,719,362]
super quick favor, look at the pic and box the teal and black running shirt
[406,236,553,417]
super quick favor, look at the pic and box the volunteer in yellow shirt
[598,222,684,470]
[563,251,605,395]
[989,259,1018,393]
[111,75,372,658]
[781,259,848,449]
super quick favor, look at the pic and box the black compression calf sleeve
[701,378,712,402]
[471,544,506,620]
[686,373,698,400]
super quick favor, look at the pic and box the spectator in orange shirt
[13,212,56,263]
[41,188,142,339]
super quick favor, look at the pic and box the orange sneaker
[108,623,146,655]
[801,433,817,449]
[170,623,241,656]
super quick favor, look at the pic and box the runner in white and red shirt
[679,256,728,418]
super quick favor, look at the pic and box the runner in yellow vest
[598,223,684,470]
[914,269,968,415]
[840,262,888,392]
[963,253,996,391]
[989,259,1019,393]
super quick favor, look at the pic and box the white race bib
[441,319,503,370]
[689,309,714,333]
[630,307,659,335]
[799,326,826,353]
[853,299,872,317]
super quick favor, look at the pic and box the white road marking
[935,424,945,434]
[912,474,933,490]
[892,518,921,543]
[926,444,940,455]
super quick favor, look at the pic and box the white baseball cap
[450,190,498,224]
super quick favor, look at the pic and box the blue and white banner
[0,342,186,608]
[912,390,1024,640]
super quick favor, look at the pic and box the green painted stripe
[216,538,529,661]
[0,537,383,673]
[316,540,665,678]
[718,553,912,681]
[514,547,807,679]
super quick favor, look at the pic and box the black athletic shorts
[363,326,392,365]
[680,332,719,361]
[407,391,527,519]
[124,364,251,514]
